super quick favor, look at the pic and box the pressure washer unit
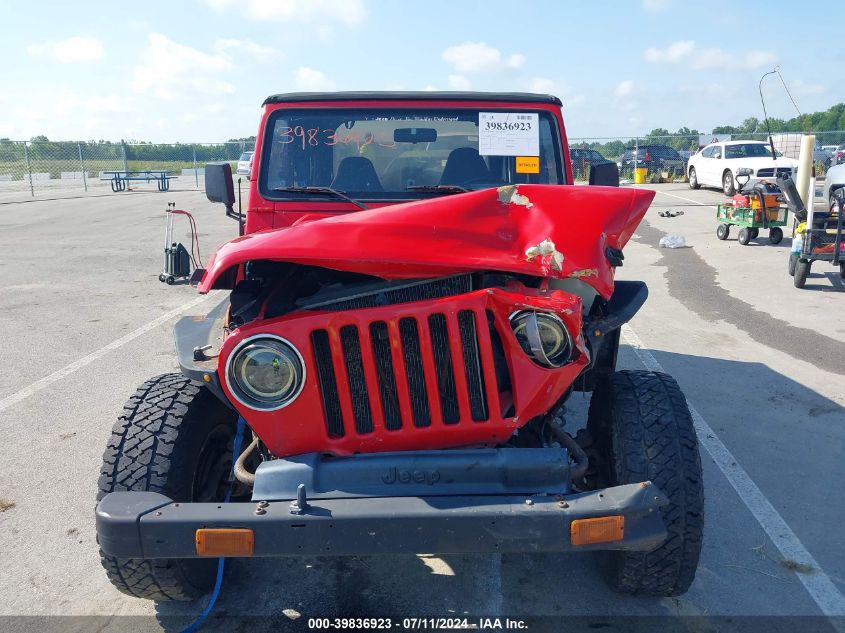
[159,202,202,285]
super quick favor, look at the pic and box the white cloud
[442,42,525,74]
[642,0,671,11]
[26,42,52,57]
[27,36,104,63]
[422,85,439,91]
[215,38,282,62]
[447,74,471,90]
[529,77,556,93]
[203,0,364,25]
[55,94,130,116]
[614,80,635,97]
[528,78,585,107]
[294,67,336,91]
[132,33,235,100]
[790,79,826,95]
[645,40,776,70]
[644,40,695,63]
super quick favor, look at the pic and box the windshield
[239,152,253,161]
[259,107,565,202]
[724,143,775,159]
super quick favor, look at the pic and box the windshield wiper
[273,186,369,210]
[406,184,468,194]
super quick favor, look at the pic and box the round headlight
[227,336,305,410]
[509,311,573,368]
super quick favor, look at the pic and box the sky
[1,0,843,142]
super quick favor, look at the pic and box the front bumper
[96,482,668,559]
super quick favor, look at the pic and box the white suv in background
[687,141,798,195]
[236,151,254,176]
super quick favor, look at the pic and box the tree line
[0,137,253,163]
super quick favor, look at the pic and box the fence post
[193,149,199,188]
[121,142,128,174]
[23,142,34,197]
[634,137,639,179]
[78,142,88,192]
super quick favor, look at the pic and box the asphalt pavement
[0,183,842,632]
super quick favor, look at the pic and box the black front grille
[340,325,373,434]
[459,310,489,421]
[428,314,460,424]
[369,321,402,430]
[311,330,344,438]
[399,317,432,428]
[301,275,472,312]
[757,167,792,177]
[309,289,496,437]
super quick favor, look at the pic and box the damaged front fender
[198,184,655,299]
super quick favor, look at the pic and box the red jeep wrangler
[95,92,703,601]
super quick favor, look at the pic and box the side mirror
[589,161,619,187]
[205,162,243,233]
[205,162,235,207]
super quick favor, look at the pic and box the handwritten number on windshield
[277,127,397,150]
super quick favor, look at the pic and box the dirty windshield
[724,143,777,159]
[259,108,565,202]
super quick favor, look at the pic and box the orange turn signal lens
[570,516,625,546]
[195,528,254,556]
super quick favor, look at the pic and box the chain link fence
[568,131,845,184]
[0,140,253,202]
[3,132,844,201]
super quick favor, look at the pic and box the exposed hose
[233,436,259,486]
[180,416,246,633]
[548,424,589,481]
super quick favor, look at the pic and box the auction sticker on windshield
[479,112,539,156]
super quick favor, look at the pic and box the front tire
[794,259,811,288]
[738,228,751,245]
[722,170,736,196]
[97,374,239,601]
[688,167,700,190]
[587,371,704,596]
[788,253,798,276]
[716,224,729,240]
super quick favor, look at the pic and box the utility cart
[715,173,787,245]
[785,185,845,289]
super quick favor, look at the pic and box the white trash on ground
[659,235,687,248]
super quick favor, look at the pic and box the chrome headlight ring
[509,310,575,368]
[224,334,306,411]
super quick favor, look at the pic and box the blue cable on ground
[181,416,247,633]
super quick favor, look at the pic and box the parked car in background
[569,147,609,166]
[569,147,612,180]
[835,144,845,166]
[687,141,798,195]
[814,143,833,168]
[823,162,845,207]
[619,144,685,174]
[236,151,254,176]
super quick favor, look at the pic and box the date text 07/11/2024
[306,617,529,630]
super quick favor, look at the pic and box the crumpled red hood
[199,184,654,299]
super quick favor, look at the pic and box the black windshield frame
[258,107,566,204]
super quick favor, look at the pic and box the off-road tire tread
[590,370,704,596]
[793,260,810,288]
[97,373,219,601]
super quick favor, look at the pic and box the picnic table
[101,170,176,192]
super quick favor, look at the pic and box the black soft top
[262,91,562,106]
